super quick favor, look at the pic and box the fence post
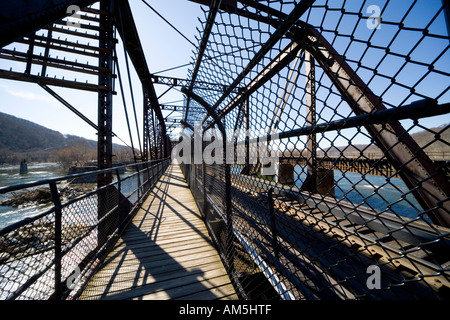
[115,168,123,229]
[145,162,150,194]
[268,188,279,260]
[115,168,122,194]
[136,164,142,202]
[49,181,62,300]
[224,157,234,270]
[202,137,208,218]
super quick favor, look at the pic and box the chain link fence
[0,159,169,300]
[179,0,450,299]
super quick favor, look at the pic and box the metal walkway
[79,164,237,300]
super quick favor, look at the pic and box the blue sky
[0,0,204,147]
[0,0,448,150]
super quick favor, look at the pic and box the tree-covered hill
[0,112,132,164]
[0,112,66,152]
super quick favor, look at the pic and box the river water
[0,163,67,229]
[0,162,137,299]
[0,162,425,230]
[0,162,428,299]
[294,166,423,220]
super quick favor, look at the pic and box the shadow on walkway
[82,165,231,300]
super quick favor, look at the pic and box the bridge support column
[316,168,335,197]
[97,0,116,248]
[97,0,114,183]
[301,51,319,193]
[276,163,294,185]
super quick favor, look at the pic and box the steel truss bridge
[0,0,450,300]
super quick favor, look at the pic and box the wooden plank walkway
[79,164,237,300]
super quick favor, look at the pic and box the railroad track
[225,173,450,299]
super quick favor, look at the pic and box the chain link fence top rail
[0,160,169,300]
[180,0,450,299]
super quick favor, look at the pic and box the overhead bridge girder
[112,0,168,160]
[0,0,170,163]
[192,0,450,228]
[0,0,97,48]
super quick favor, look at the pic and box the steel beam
[205,41,302,131]
[39,83,99,131]
[15,35,101,58]
[443,0,450,38]
[300,26,450,227]
[201,0,316,125]
[184,0,222,122]
[0,0,97,48]
[220,0,450,227]
[0,49,110,76]
[188,0,238,11]
[0,70,111,92]
[300,51,317,193]
[40,29,53,77]
[152,74,230,92]
[143,87,157,161]
[113,0,167,159]
[97,0,115,185]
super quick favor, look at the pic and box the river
[0,162,426,230]
[0,163,67,229]
[294,166,423,220]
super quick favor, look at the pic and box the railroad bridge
[0,0,450,300]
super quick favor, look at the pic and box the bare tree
[54,142,96,168]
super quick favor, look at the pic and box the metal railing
[0,159,169,300]
[179,0,450,300]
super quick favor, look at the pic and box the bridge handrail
[0,159,166,194]
[0,159,169,236]
[0,158,170,300]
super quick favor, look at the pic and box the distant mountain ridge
[324,123,450,158]
[1,111,448,164]
[280,122,450,159]
[0,112,67,152]
[0,112,128,164]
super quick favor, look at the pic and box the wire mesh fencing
[179,0,450,300]
[0,159,169,300]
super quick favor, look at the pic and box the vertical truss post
[143,86,158,161]
[302,26,450,227]
[244,94,250,174]
[143,82,165,161]
[49,181,62,300]
[40,29,52,77]
[97,0,115,183]
[25,33,35,76]
[152,110,158,160]
[97,0,115,248]
[301,51,317,192]
[268,188,280,260]
[143,87,151,161]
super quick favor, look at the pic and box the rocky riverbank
[0,185,96,208]
[0,219,93,264]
